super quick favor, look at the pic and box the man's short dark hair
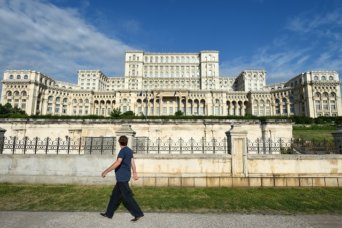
[118,135,128,146]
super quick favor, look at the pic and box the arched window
[55,97,60,103]
[314,76,319,80]
[24,75,28,79]
[21,91,27,96]
[275,99,280,114]
[253,100,259,116]
[290,96,295,113]
[259,100,265,116]
[16,75,21,79]
[315,100,321,111]
[14,91,19,96]
[9,75,13,79]
[331,100,336,111]
[6,91,12,96]
[63,98,68,104]
[282,98,288,114]
[265,100,271,115]
[48,96,53,102]
[321,76,326,80]
[329,76,334,80]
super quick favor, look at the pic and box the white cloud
[221,8,342,83]
[0,0,135,82]
[220,47,311,83]
[286,9,342,34]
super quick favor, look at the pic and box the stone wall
[1,119,340,187]
[0,118,292,141]
[0,154,341,187]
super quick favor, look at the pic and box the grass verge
[293,129,335,142]
[0,184,341,214]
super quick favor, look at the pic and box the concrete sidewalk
[0,211,341,228]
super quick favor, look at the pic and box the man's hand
[101,171,107,178]
[133,172,139,181]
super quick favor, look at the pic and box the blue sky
[1,0,342,84]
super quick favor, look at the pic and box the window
[329,76,334,80]
[315,100,321,110]
[321,76,326,80]
[331,100,336,110]
[16,75,21,79]
[290,96,295,113]
[24,75,28,79]
[314,76,319,80]
[323,100,329,110]
[275,99,280,114]
[9,75,13,79]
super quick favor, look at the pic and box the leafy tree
[174,110,184,116]
[110,108,121,118]
[0,103,26,116]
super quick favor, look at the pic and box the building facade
[1,50,341,117]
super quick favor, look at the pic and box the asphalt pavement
[0,211,341,228]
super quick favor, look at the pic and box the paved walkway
[0,211,341,228]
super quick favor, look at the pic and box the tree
[110,108,121,118]
[0,103,26,116]
[175,110,184,116]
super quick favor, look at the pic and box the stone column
[225,125,248,177]
[160,96,164,115]
[229,103,233,116]
[241,104,245,116]
[0,128,6,154]
[115,124,136,154]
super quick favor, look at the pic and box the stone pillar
[0,128,6,154]
[241,104,245,116]
[160,96,164,115]
[226,125,248,177]
[115,124,136,154]
[332,126,342,154]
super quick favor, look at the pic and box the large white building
[1,50,341,117]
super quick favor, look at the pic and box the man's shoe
[100,212,111,219]
[131,215,143,222]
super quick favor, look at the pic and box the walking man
[101,135,144,222]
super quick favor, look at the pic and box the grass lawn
[292,126,336,142]
[293,129,334,142]
[0,184,341,214]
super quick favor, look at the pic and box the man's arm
[131,158,139,180]
[101,158,123,178]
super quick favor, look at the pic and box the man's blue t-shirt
[115,146,133,182]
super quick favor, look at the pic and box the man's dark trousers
[105,181,144,218]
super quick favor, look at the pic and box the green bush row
[0,104,340,125]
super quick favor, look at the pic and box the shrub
[121,111,135,117]
[174,110,184,116]
[110,108,121,118]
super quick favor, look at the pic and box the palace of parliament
[1,50,341,118]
